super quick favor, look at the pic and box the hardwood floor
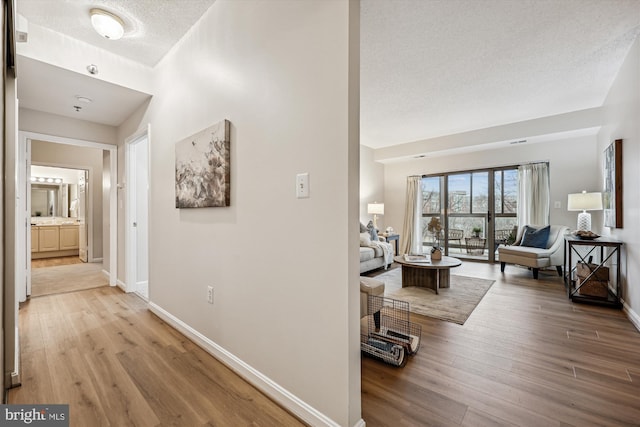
[361,262,640,426]
[31,256,84,268]
[12,261,640,426]
[9,286,305,427]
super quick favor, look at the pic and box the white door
[78,170,88,262]
[126,130,149,297]
[20,139,31,300]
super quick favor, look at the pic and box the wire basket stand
[360,295,422,367]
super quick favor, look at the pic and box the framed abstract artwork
[603,139,622,228]
[175,119,231,208]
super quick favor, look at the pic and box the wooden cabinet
[59,226,80,250]
[31,224,80,258]
[31,227,39,252]
[38,227,60,252]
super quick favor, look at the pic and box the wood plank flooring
[11,261,640,426]
[9,286,305,427]
[31,256,84,268]
[362,262,640,426]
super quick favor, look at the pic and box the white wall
[31,140,104,260]
[17,23,154,94]
[19,108,117,144]
[383,135,601,248]
[597,36,640,325]
[359,144,384,227]
[117,1,360,425]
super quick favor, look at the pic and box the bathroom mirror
[31,184,69,217]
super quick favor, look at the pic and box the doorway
[125,128,150,299]
[28,165,104,297]
[17,131,118,302]
[421,167,518,262]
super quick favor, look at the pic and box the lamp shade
[567,191,603,211]
[367,203,384,215]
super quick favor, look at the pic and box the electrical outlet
[207,286,214,304]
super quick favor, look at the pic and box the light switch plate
[296,173,309,198]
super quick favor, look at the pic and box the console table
[564,236,623,308]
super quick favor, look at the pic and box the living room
[360,3,639,330]
[358,1,640,424]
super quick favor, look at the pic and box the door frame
[17,131,118,299]
[124,125,150,295]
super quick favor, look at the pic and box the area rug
[373,268,495,325]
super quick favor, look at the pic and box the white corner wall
[597,36,640,326]
[382,135,601,246]
[359,145,384,226]
[19,108,117,144]
[117,1,360,425]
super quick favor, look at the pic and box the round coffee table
[394,255,462,294]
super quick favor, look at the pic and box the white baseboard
[622,298,640,332]
[353,419,366,427]
[148,302,342,427]
[116,279,127,292]
[12,327,21,387]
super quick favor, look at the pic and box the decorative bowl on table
[573,230,600,240]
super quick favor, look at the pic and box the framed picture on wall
[175,119,231,208]
[603,139,623,228]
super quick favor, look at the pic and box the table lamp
[367,202,384,229]
[567,191,602,231]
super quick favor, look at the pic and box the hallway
[10,286,305,426]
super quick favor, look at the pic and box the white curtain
[517,163,550,226]
[400,176,423,255]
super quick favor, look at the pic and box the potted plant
[427,217,442,244]
[472,226,482,238]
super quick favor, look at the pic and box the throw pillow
[360,232,372,247]
[360,222,368,233]
[366,220,379,241]
[520,225,550,249]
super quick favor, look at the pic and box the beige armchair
[498,224,569,279]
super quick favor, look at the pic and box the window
[421,166,518,261]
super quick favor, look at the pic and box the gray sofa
[359,230,391,273]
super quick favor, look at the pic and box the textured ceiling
[14,0,640,146]
[361,0,640,148]
[16,0,217,66]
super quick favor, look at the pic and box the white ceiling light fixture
[90,8,124,40]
